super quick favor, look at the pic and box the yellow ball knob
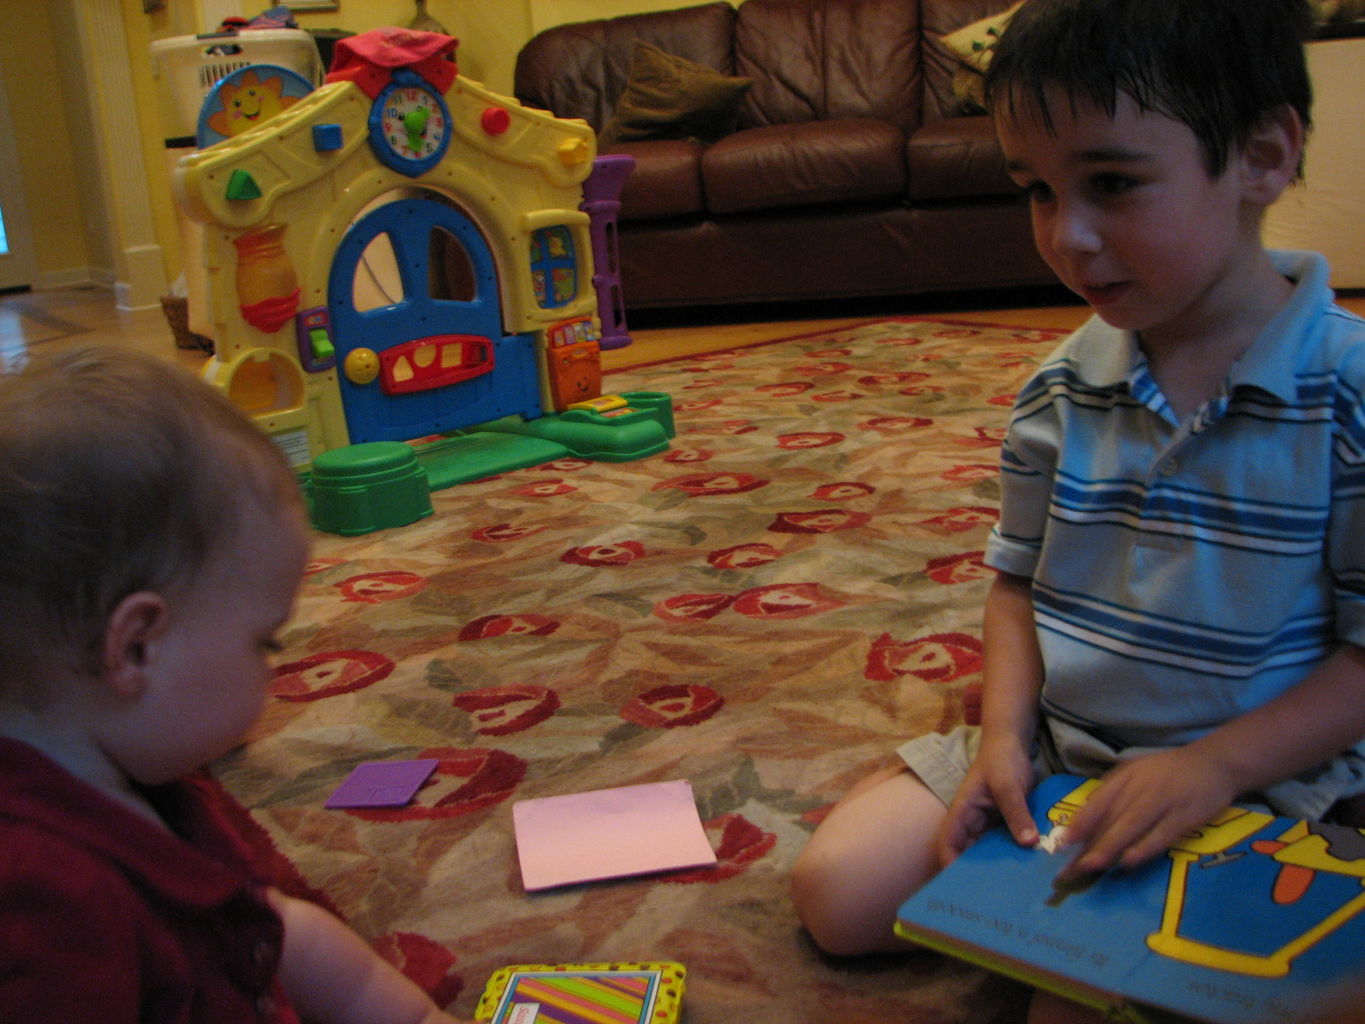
[344,348,380,385]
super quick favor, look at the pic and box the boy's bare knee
[791,842,845,951]
[791,837,910,957]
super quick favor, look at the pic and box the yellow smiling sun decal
[207,70,299,138]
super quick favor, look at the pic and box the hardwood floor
[3,283,1363,375]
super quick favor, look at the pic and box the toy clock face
[369,68,451,176]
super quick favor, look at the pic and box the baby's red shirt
[0,737,299,1023]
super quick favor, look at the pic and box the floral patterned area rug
[212,316,1070,1023]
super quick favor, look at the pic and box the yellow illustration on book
[1047,780,1365,979]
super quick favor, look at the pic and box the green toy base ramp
[305,393,673,535]
[481,391,673,461]
[413,431,571,491]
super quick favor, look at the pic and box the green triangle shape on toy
[225,168,263,201]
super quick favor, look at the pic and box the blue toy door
[328,194,541,443]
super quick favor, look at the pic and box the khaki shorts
[895,723,1061,808]
[898,721,1365,821]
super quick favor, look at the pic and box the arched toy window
[530,226,577,309]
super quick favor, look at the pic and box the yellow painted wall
[0,2,93,280]
[7,0,723,288]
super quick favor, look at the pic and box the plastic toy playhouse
[174,28,669,535]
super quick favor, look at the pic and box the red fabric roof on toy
[326,28,459,99]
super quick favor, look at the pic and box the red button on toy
[481,106,511,135]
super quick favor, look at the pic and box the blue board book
[895,774,1365,1024]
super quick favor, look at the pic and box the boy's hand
[936,739,1037,867]
[1057,747,1239,880]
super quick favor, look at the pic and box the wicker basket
[160,295,215,353]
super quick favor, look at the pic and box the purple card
[325,759,438,809]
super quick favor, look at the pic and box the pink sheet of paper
[512,779,717,891]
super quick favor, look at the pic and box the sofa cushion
[734,0,922,131]
[613,138,708,221]
[514,3,738,132]
[598,42,753,150]
[906,115,1017,201]
[702,119,906,215]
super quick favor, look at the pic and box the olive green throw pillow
[598,41,753,150]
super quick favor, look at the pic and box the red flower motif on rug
[918,506,998,533]
[653,593,736,621]
[336,570,426,603]
[859,416,934,434]
[560,541,646,566]
[709,420,758,435]
[811,390,863,403]
[374,932,464,1010]
[346,747,526,821]
[664,447,715,464]
[653,472,768,496]
[755,382,813,397]
[708,543,783,570]
[769,509,870,534]
[459,614,559,639]
[270,649,394,702]
[961,681,984,725]
[775,432,843,449]
[508,479,577,498]
[925,550,991,585]
[667,813,776,883]
[793,361,852,375]
[961,426,1007,446]
[453,684,560,735]
[865,632,983,683]
[620,684,724,728]
[858,371,929,386]
[732,583,844,619]
[471,523,548,542]
[941,463,998,483]
[812,482,875,501]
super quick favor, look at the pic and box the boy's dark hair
[984,0,1315,178]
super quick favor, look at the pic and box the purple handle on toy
[581,155,636,350]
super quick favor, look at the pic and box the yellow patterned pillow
[941,2,1024,112]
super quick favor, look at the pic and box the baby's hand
[1057,748,1238,880]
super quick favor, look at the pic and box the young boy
[793,0,1365,1017]
[0,348,466,1024]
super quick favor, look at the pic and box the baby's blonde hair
[0,347,301,689]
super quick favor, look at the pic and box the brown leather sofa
[514,0,1058,311]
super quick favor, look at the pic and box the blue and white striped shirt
[986,252,1365,814]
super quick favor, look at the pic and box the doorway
[0,60,37,292]
[327,192,541,444]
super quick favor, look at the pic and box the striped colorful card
[476,962,686,1024]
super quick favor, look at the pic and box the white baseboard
[33,266,112,291]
